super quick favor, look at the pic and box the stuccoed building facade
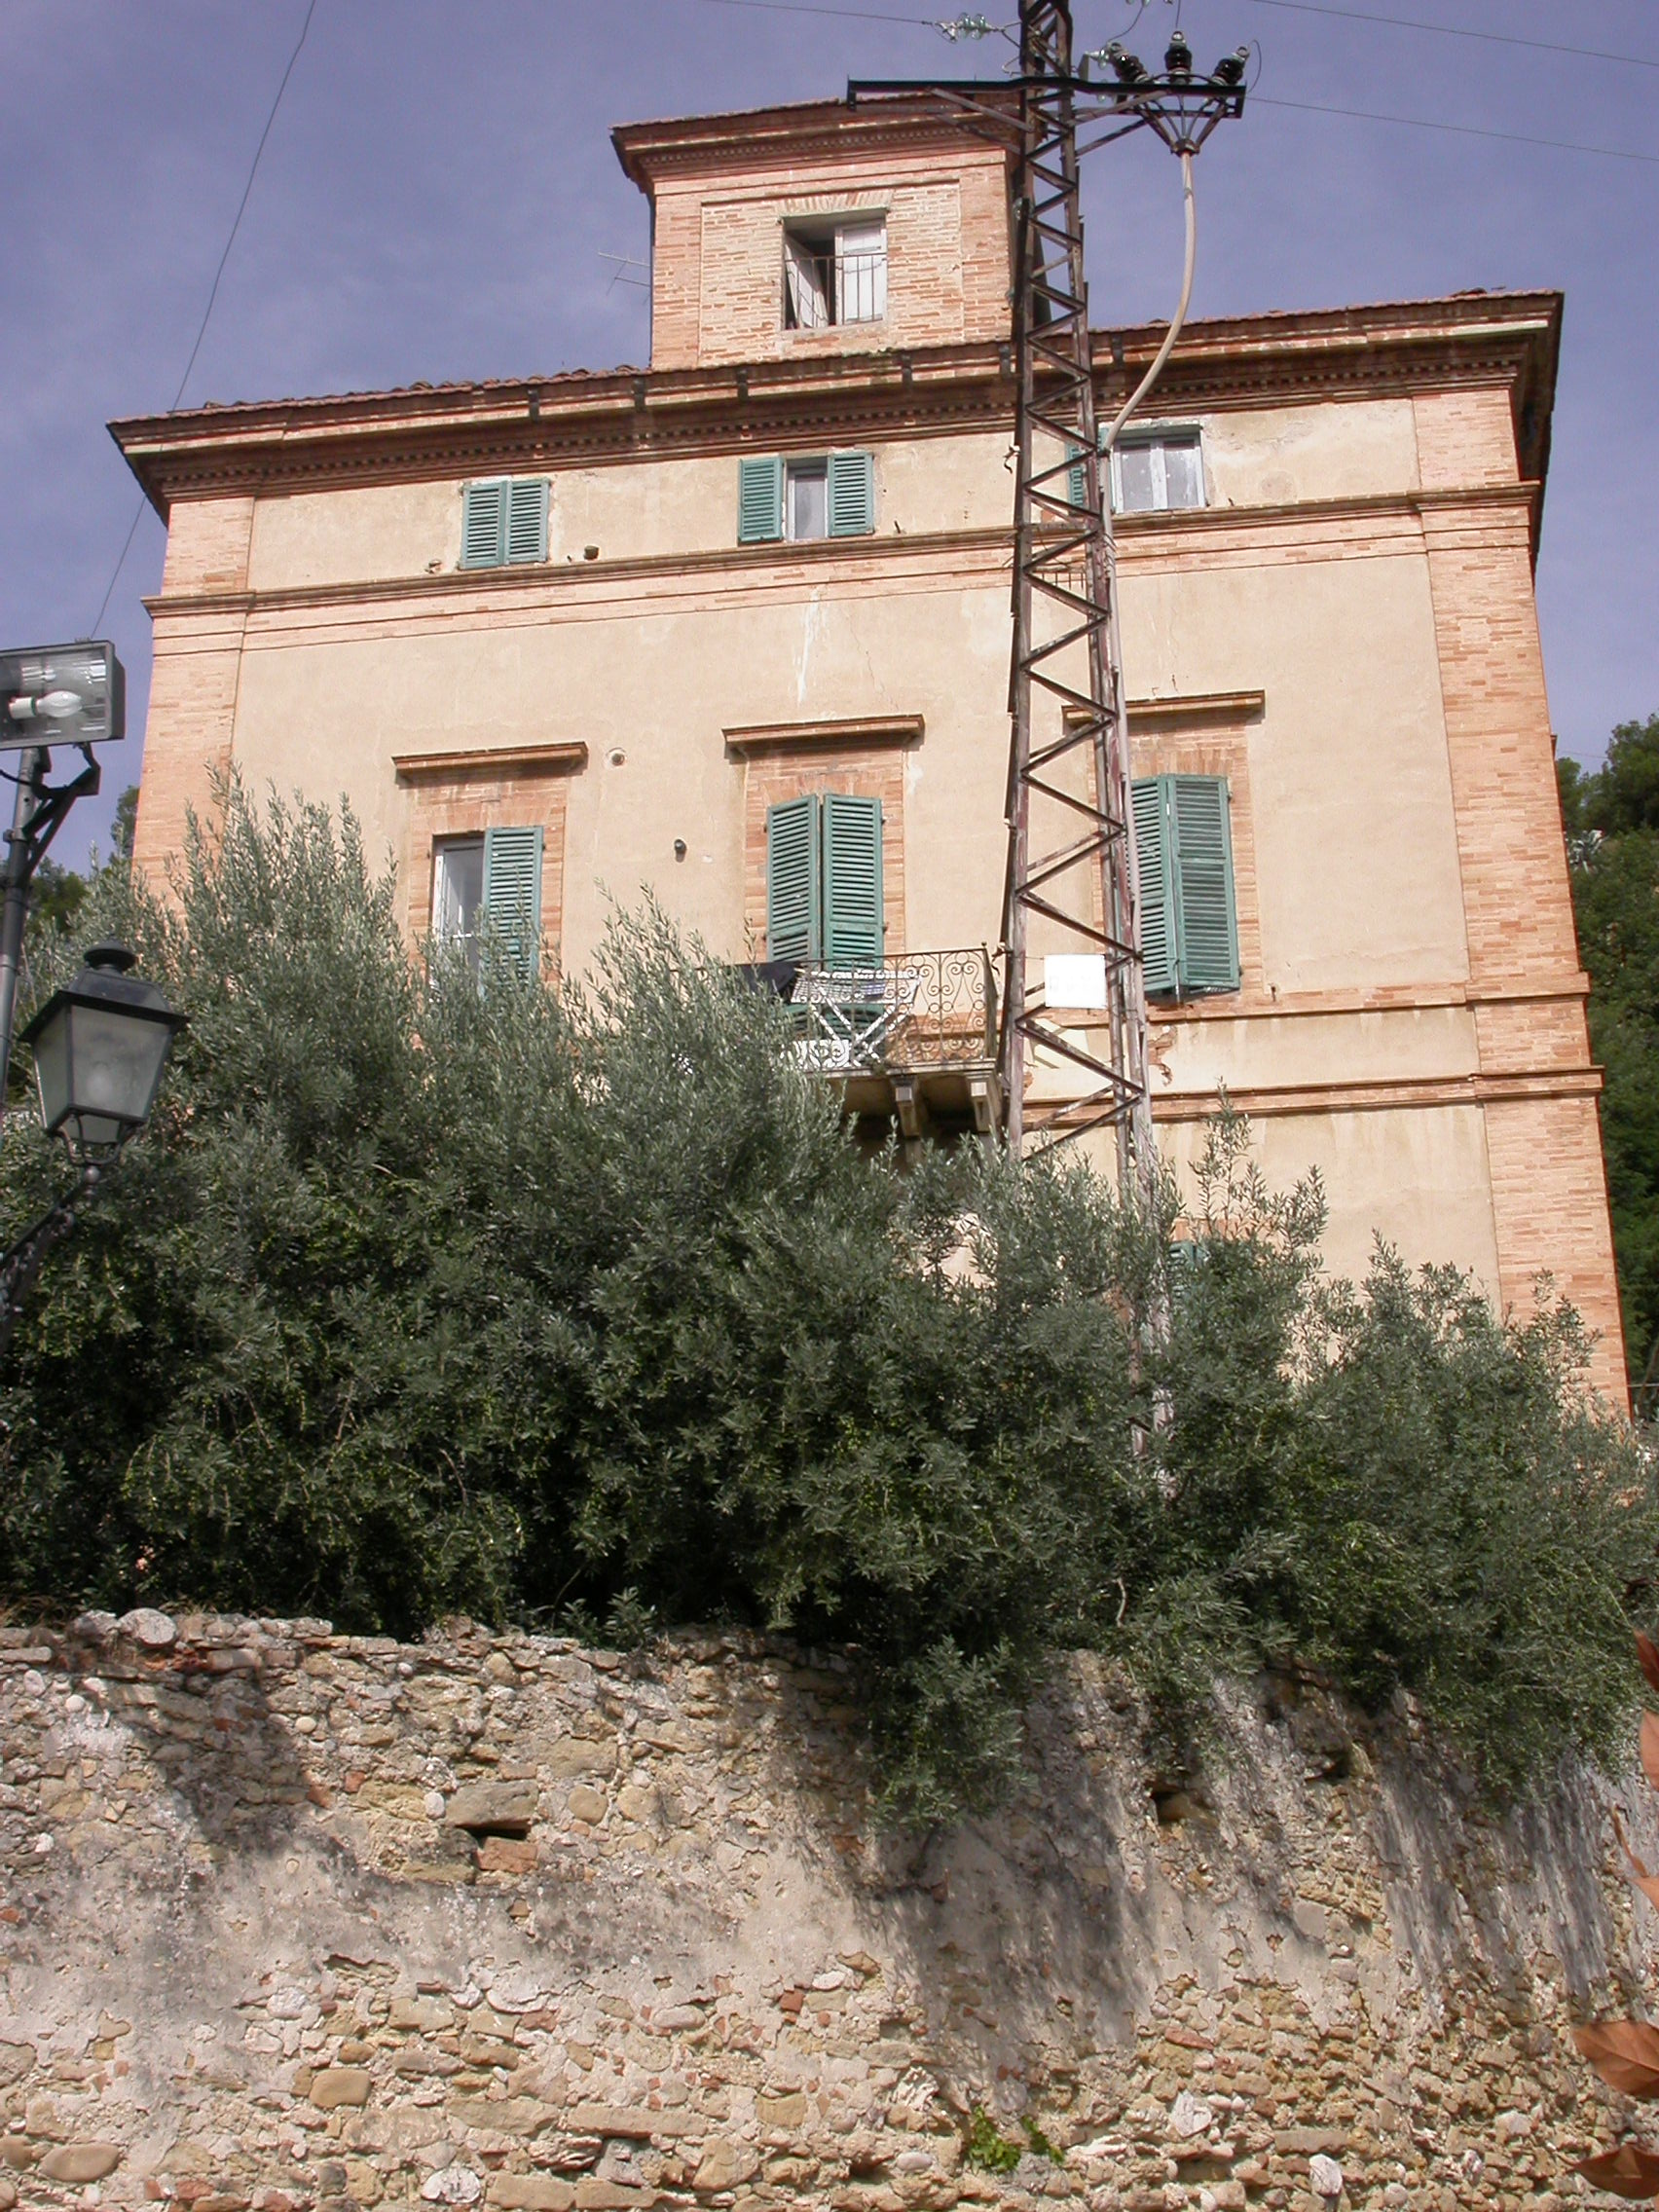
[113,93,1626,1397]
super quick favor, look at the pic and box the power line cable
[1224,0,1659,74]
[689,0,946,21]
[682,0,1659,166]
[1252,89,1659,164]
[91,0,320,637]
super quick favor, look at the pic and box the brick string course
[2,1611,1654,2212]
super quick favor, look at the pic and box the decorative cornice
[723,714,923,756]
[1142,1064,1601,1124]
[108,292,1563,519]
[393,743,588,782]
[611,94,1016,193]
[142,486,1536,625]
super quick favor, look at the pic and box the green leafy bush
[1561,718,1659,1394]
[0,784,1651,1823]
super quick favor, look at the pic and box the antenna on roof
[598,252,647,292]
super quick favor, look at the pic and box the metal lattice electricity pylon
[854,10,1246,1197]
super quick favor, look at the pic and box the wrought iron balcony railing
[790,948,998,1076]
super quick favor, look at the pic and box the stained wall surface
[1,1608,1653,2212]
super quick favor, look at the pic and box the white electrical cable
[1102,150,1197,457]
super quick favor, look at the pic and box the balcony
[790,948,1002,1139]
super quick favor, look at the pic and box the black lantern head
[19,941,188,1164]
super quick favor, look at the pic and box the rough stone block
[757,2093,809,2127]
[478,1834,539,1875]
[448,1782,539,1831]
[117,1607,178,1649]
[39,2144,124,2182]
[544,1738,617,1778]
[693,2139,758,2194]
[309,2066,372,2109]
[489,2181,577,2211]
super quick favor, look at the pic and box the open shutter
[461,479,508,569]
[1131,777,1179,999]
[765,795,821,963]
[827,450,875,537]
[505,477,549,565]
[738,456,785,544]
[1170,774,1239,993]
[784,235,830,329]
[1066,441,1087,510]
[482,825,543,979]
[821,793,883,967]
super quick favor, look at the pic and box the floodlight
[0,642,125,752]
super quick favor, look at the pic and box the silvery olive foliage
[0,783,1649,1824]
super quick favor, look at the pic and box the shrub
[0,784,1650,1822]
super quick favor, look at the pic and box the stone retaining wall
[1,1608,1653,2212]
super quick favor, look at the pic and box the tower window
[783,217,887,330]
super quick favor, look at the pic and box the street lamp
[0,941,187,1353]
[21,942,187,1161]
[0,639,125,1106]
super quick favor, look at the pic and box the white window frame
[782,214,888,331]
[833,219,887,326]
[432,835,485,968]
[1109,425,1207,515]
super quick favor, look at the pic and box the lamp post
[0,640,126,1106]
[0,940,187,1353]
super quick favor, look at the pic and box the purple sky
[6,0,1655,869]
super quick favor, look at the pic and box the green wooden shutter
[482,825,543,979]
[1066,441,1087,509]
[461,479,508,569]
[765,795,821,962]
[505,477,549,564]
[738,456,785,543]
[821,793,883,967]
[827,450,875,536]
[1131,777,1179,998]
[1170,774,1239,993]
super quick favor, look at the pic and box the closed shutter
[821,793,883,966]
[505,477,549,565]
[765,794,821,962]
[827,450,875,537]
[482,825,544,979]
[738,456,785,543]
[1131,777,1179,999]
[1170,775,1239,992]
[461,479,508,568]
